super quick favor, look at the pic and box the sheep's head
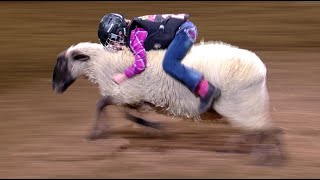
[52,48,90,94]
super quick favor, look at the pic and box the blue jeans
[162,21,203,93]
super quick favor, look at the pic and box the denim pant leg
[162,21,203,93]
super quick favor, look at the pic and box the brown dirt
[0,2,320,178]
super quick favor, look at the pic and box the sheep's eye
[73,54,89,61]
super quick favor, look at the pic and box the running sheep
[52,41,286,166]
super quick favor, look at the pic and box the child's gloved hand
[112,73,127,84]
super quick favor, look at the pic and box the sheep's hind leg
[217,128,286,166]
[246,127,287,166]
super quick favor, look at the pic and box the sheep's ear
[71,51,90,61]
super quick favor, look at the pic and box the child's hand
[112,73,127,84]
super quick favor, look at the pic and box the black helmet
[98,13,128,51]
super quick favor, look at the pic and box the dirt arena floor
[0,1,320,178]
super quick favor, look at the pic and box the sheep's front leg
[86,96,163,140]
[125,112,163,130]
[87,95,114,140]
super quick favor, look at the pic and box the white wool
[63,41,273,131]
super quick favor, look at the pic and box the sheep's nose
[59,83,64,90]
[52,81,55,90]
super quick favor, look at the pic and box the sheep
[52,41,286,166]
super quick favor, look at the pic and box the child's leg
[162,21,201,92]
[162,21,221,113]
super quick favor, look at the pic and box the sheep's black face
[52,51,76,94]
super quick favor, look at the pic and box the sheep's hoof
[86,129,110,140]
[249,144,286,166]
[147,121,164,130]
[246,128,287,166]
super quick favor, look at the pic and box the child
[98,13,221,113]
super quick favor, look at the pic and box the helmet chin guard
[100,33,126,52]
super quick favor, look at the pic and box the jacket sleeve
[124,28,148,78]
